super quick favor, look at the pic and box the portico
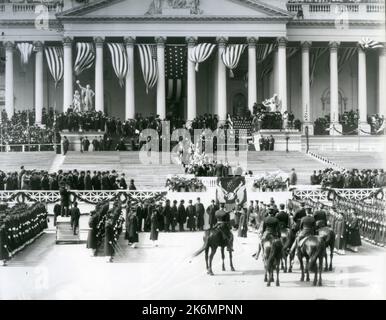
[0,0,384,135]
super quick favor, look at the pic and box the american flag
[165,45,186,102]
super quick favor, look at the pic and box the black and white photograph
[0,0,385,303]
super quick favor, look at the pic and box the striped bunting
[17,43,33,67]
[44,47,64,88]
[74,42,95,76]
[256,43,274,62]
[188,43,216,72]
[138,44,158,94]
[338,47,356,73]
[221,44,246,78]
[310,47,327,87]
[359,37,384,50]
[107,43,128,88]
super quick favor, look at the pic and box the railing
[286,1,385,19]
[0,144,60,152]
[367,4,385,11]
[293,188,381,202]
[13,4,36,12]
[309,4,331,12]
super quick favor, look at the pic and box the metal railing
[0,144,60,152]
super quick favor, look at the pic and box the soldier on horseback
[213,203,233,251]
[290,206,316,257]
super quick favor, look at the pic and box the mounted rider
[213,203,233,251]
[290,206,316,257]
[261,208,281,241]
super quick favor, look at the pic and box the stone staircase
[0,151,56,172]
[55,217,81,244]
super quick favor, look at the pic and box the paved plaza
[1,217,385,300]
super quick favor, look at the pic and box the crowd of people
[314,111,385,135]
[310,168,386,189]
[0,203,48,265]
[0,166,137,191]
[0,109,58,147]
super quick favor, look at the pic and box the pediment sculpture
[146,0,203,15]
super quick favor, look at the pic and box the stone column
[187,37,197,121]
[277,37,288,113]
[125,37,136,120]
[5,41,14,119]
[94,36,104,113]
[273,48,279,96]
[217,37,227,122]
[156,36,166,120]
[301,41,313,135]
[329,41,342,136]
[358,44,371,135]
[63,37,73,112]
[34,41,44,124]
[248,37,258,113]
[378,45,386,116]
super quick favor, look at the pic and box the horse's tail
[267,239,282,270]
[192,231,209,257]
[309,238,324,273]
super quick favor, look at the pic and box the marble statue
[76,80,95,111]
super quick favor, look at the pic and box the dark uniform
[313,209,328,229]
[261,215,280,240]
[276,210,289,229]
[214,207,233,250]
[293,206,306,232]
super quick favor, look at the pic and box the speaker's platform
[56,217,81,244]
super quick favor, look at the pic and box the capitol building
[0,0,385,135]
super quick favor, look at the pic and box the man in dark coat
[126,209,138,248]
[60,185,70,217]
[293,201,306,232]
[268,135,275,151]
[162,200,172,232]
[85,171,92,190]
[105,217,115,262]
[214,203,233,251]
[186,200,196,231]
[214,161,224,177]
[195,197,205,231]
[91,171,101,190]
[101,173,110,190]
[92,136,99,151]
[290,207,316,257]
[313,203,328,229]
[261,208,280,240]
[275,204,289,229]
[70,202,81,235]
[259,135,264,151]
[83,137,90,152]
[119,173,127,190]
[63,136,70,155]
[206,200,217,229]
[170,200,178,232]
[177,200,186,232]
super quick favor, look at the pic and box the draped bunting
[359,37,383,50]
[74,42,95,76]
[188,43,216,72]
[16,43,33,67]
[338,47,356,73]
[107,43,128,88]
[138,44,158,94]
[310,47,328,87]
[287,47,299,60]
[256,43,274,62]
[44,47,64,88]
[221,44,246,78]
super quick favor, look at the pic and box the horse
[261,234,283,287]
[279,227,295,273]
[192,228,235,276]
[317,226,336,271]
[296,236,325,286]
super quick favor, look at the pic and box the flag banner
[338,47,356,73]
[74,42,95,76]
[287,47,299,60]
[44,47,64,88]
[256,43,274,62]
[138,44,158,94]
[216,176,247,210]
[17,43,33,67]
[107,43,128,88]
[260,56,273,80]
[359,37,384,50]
[166,45,186,102]
[221,44,246,78]
[188,43,216,72]
[310,47,328,87]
